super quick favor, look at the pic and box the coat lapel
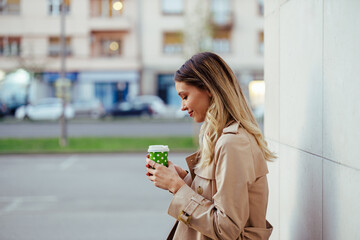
[185,152,200,180]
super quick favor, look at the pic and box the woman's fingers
[145,158,155,178]
[167,160,174,167]
[147,173,155,181]
[145,158,158,168]
[146,167,154,174]
[145,156,175,190]
[146,163,156,177]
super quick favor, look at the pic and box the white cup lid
[148,145,169,152]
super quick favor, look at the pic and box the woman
[145,52,275,239]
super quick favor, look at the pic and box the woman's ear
[206,90,212,98]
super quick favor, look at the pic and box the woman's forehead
[175,81,188,92]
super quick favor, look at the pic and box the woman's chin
[193,116,205,123]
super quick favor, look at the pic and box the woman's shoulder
[216,122,251,148]
[215,123,268,180]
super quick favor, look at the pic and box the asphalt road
[0,153,191,240]
[0,119,200,138]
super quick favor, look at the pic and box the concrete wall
[264,0,360,239]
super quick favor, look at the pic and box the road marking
[0,196,58,202]
[0,196,58,215]
[2,197,22,213]
[59,155,78,170]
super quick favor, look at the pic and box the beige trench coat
[167,122,273,240]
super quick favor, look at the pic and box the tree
[183,0,214,58]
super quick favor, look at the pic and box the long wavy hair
[174,52,276,168]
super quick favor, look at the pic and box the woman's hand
[145,157,185,194]
[174,164,188,179]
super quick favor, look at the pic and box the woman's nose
[181,102,187,111]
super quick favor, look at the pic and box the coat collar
[194,161,215,179]
[222,121,240,134]
[185,152,200,180]
[186,151,215,180]
[185,122,241,180]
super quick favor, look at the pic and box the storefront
[157,74,180,107]
[43,72,78,100]
[77,71,139,111]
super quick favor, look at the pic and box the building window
[211,0,231,26]
[48,0,71,16]
[90,0,124,18]
[100,39,122,56]
[48,37,72,57]
[212,29,231,53]
[258,31,264,55]
[162,0,183,15]
[0,0,20,15]
[0,37,21,56]
[163,32,183,54]
[258,0,264,16]
[91,31,123,57]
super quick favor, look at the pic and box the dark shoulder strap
[166,221,179,240]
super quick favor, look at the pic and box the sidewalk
[0,118,197,138]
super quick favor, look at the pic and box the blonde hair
[174,52,276,168]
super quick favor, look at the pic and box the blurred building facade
[0,0,264,111]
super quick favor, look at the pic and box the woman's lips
[188,111,193,117]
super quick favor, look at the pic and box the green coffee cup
[148,145,169,167]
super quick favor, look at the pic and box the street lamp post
[59,0,68,147]
[137,0,143,95]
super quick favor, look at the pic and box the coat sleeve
[168,133,256,239]
[183,172,193,186]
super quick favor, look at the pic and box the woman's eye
[182,96,187,100]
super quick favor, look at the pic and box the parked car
[4,99,26,115]
[72,99,105,119]
[0,101,8,118]
[110,101,152,117]
[15,98,75,121]
[175,108,190,119]
[130,95,168,117]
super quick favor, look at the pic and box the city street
[0,153,191,240]
[0,119,199,138]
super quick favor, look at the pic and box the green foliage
[0,137,197,154]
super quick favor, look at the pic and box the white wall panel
[266,140,280,240]
[279,0,323,155]
[264,11,279,141]
[264,0,279,17]
[323,160,360,239]
[323,0,360,169]
[279,0,289,6]
[279,144,322,240]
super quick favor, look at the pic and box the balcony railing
[48,46,72,57]
[211,11,234,29]
[0,1,20,15]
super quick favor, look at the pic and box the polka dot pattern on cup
[149,151,168,167]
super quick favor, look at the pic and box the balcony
[0,0,20,15]
[211,11,234,30]
[89,0,131,31]
[88,17,132,31]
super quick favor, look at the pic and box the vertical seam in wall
[322,0,325,239]
[278,3,281,239]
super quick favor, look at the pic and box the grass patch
[0,137,197,154]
